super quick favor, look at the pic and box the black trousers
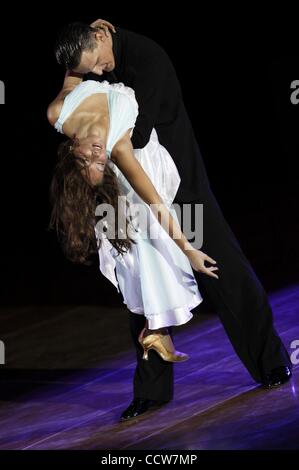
[129,186,291,401]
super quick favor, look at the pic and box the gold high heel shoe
[138,328,189,363]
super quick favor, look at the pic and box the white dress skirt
[97,128,203,330]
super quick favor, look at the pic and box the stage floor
[0,284,298,450]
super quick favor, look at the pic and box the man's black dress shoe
[120,398,168,421]
[263,366,292,388]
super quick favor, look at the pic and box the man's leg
[189,187,291,382]
[128,312,174,401]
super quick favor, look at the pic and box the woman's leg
[139,320,189,362]
[129,312,174,402]
[143,319,168,336]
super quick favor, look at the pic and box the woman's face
[73,136,108,187]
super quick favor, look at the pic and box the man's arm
[47,71,83,126]
[130,50,174,149]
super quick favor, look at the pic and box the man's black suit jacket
[88,27,209,202]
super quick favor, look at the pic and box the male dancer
[54,20,292,421]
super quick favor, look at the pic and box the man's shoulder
[118,27,170,63]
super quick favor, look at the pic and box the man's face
[73,31,115,76]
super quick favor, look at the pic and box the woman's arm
[111,133,219,279]
[47,71,83,126]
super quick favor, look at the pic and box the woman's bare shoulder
[47,88,74,127]
[47,99,63,126]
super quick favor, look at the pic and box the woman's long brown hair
[48,140,136,265]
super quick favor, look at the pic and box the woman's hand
[187,249,219,279]
[90,19,116,35]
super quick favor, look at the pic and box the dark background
[0,5,298,308]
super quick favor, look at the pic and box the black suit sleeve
[130,55,166,149]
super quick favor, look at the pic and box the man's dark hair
[55,22,97,70]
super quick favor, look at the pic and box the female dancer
[47,72,219,362]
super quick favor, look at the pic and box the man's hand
[90,19,116,36]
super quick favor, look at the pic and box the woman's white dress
[55,80,203,329]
